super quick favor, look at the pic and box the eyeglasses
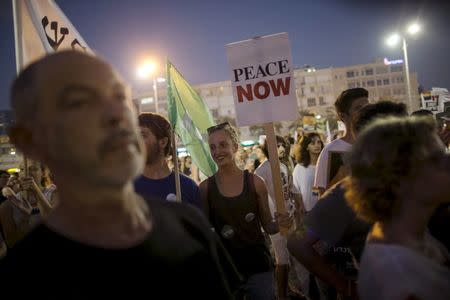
[207,122,231,135]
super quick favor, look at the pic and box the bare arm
[287,230,350,295]
[315,186,326,198]
[20,177,52,215]
[293,192,305,225]
[253,175,279,234]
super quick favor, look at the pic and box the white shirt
[358,235,450,300]
[255,160,298,218]
[314,138,351,189]
[293,164,317,212]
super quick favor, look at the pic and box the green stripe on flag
[166,61,218,177]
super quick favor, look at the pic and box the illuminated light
[7,168,20,173]
[241,140,256,147]
[156,77,166,83]
[384,57,404,65]
[10,151,16,155]
[407,23,420,35]
[386,33,400,47]
[140,97,154,104]
[315,115,322,120]
[137,61,157,79]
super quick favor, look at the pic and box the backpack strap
[245,170,259,212]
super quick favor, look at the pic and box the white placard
[226,33,298,126]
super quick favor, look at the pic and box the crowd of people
[0,50,449,299]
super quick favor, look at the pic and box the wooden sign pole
[171,131,182,203]
[263,122,288,235]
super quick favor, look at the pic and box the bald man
[0,51,239,299]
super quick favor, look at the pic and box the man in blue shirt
[134,113,201,209]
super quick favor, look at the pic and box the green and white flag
[166,61,218,177]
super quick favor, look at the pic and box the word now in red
[236,77,290,103]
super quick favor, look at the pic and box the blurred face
[307,136,323,155]
[277,142,286,158]
[185,157,192,168]
[29,53,145,186]
[342,97,369,125]
[27,164,43,185]
[404,149,450,207]
[0,173,9,188]
[140,126,164,165]
[208,129,238,168]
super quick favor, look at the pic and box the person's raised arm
[287,230,355,298]
[253,175,278,234]
[20,177,52,216]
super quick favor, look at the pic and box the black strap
[201,177,211,222]
[245,171,260,215]
[246,171,255,197]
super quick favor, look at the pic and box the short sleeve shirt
[358,236,450,300]
[292,164,317,212]
[304,181,371,278]
[314,139,351,189]
[255,160,298,217]
[134,172,201,209]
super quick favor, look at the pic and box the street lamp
[386,22,421,113]
[136,60,166,114]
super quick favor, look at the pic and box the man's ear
[337,112,345,122]
[8,126,41,161]
[160,137,169,152]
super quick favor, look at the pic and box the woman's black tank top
[206,170,272,277]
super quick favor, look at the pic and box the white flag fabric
[13,0,92,71]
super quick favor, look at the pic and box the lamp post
[137,61,165,114]
[386,23,421,113]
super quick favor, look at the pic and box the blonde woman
[200,122,292,300]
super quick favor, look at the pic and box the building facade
[133,58,420,139]
[0,110,22,171]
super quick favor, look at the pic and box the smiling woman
[200,121,297,299]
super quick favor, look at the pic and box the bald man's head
[10,51,110,127]
[8,50,145,185]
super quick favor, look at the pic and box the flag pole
[263,122,288,236]
[171,131,182,203]
[12,0,29,177]
[12,0,23,73]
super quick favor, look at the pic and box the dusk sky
[1,0,449,110]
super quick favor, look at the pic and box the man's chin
[102,156,144,183]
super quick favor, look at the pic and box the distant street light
[386,33,400,47]
[136,60,165,113]
[385,22,421,113]
[315,114,322,120]
[407,23,420,35]
[137,61,156,79]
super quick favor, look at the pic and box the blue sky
[1,0,449,109]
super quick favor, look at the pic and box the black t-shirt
[428,203,450,252]
[0,197,240,299]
